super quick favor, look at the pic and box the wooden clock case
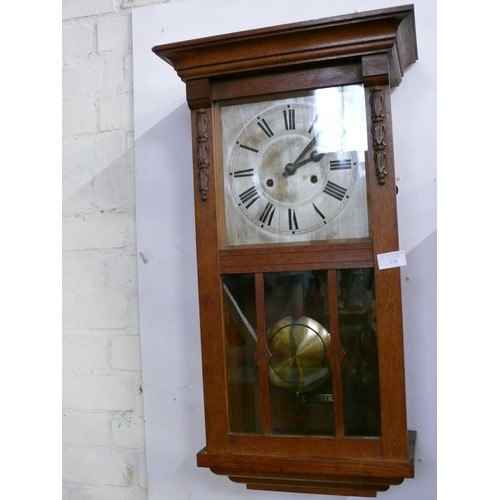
[153,4,418,497]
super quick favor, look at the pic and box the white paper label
[377,250,407,270]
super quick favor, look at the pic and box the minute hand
[282,134,325,177]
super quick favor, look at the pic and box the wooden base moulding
[197,431,416,497]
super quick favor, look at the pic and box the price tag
[377,250,407,270]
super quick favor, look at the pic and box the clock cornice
[152,4,417,87]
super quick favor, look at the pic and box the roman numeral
[237,142,259,153]
[239,185,260,208]
[283,107,296,130]
[259,202,276,226]
[330,159,353,170]
[313,203,327,223]
[232,168,254,178]
[257,118,274,138]
[323,181,347,201]
[288,208,299,231]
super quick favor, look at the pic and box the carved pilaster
[370,87,388,185]
[196,109,209,201]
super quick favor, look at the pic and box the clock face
[221,86,370,246]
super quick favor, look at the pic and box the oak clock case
[153,5,418,498]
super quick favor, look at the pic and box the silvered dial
[228,103,358,235]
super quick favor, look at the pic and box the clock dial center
[257,132,327,206]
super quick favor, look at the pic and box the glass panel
[221,85,369,246]
[337,268,381,437]
[264,271,335,436]
[224,268,381,437]
[223,274,260,433]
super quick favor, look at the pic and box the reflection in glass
[223,274,259,433]
[313,85,368,153]
[337,268,381,437]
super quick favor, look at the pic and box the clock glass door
[220,83,380,442]
[223,267,380,438]
[221,85,369,246]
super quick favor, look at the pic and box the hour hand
[283,135,324,176]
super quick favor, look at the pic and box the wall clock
[153,5,418,497]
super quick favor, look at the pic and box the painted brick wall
[62,1,170,497]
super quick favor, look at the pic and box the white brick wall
[62,0,167,497]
